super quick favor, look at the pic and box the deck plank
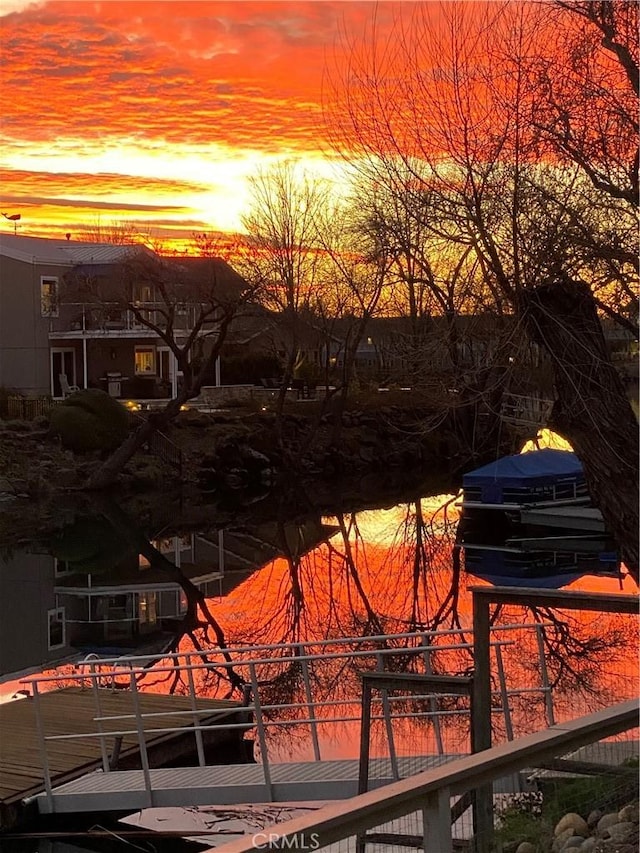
[0,686,242,816]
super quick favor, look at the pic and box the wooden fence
[5,396,57,420]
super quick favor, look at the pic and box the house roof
[0,234,152,266]
[164,255,247,289]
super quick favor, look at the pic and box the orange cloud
[1,2,384,150]
[0,2,436,239]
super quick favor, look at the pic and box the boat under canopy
[462,449,587,508]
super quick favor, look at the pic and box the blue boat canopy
[463,449,583,488]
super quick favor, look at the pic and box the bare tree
[329,0,639,572]
[313,196,392,440]
[534,0,638,209]
[64,251,256,489]
[240,162,329,417]
[352,165,492,383]
[81,216,142,245]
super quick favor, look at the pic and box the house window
[54,559,73,577]
[134,346,156,375]
[48,607,66,650]
[134,284,152,304]
[139,593,157,625]
[41,277,59,317]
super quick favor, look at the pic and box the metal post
[171,352,178,398]
[494,644,513,741]
[249,662,272,799]
[376,653,398,780]
[128,669,154,807]
[299,646,321,762]
[535,624,556,726]
[82,336,87,388]
[423,643,444,755]
[472,591,493,853]
[356,679,373,853]
[32,682,54,811]
[90,663,111,772]
[218,529,225,576]
[358,679,373,795]
[186,656,206,767]
[423,786,453,853]
[495,642,519,794]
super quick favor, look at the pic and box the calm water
[1,478,637,850]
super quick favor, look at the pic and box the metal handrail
[206,700,639,853]
[65,640,507,676]
[25,624,562,812]
[89,692,483,722]
[40,709,481,743]
[22,627,550,686]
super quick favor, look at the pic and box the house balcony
[48,302,196,340]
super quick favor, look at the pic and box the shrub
[32,414,50,429]
[495,792,549,852]
[50,389,128,452]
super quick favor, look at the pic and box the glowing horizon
[2,1,606,251]
[0,1,408,247]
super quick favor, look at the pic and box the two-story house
[0,235,152,397]
[0,234,245,400]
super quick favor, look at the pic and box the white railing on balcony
[49,302,197,334]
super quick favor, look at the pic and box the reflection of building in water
[56,534,224,650]
[0,519,338,684]
[0,552,77,684]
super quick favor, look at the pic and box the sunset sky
[0,0,416,247]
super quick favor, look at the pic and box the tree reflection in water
[43,492,635,757]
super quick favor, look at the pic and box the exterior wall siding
[0,256,53,395]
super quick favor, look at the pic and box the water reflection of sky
[3,487,637,677]
[0,483,637,853]
[1,488,637,767]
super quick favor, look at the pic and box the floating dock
[0,686,244,829]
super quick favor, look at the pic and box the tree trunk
[90,494,244,688]
[521,277,639,578]
[86,398,184,490]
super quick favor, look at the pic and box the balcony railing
[48,302,197,334]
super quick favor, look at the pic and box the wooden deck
[0,687,243,827]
